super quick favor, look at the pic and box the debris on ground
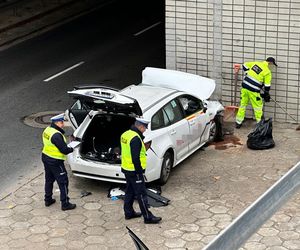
[80,190,92,198]
[107,186,170,207]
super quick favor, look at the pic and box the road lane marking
[43,61,85,82]
[134,22,162,37]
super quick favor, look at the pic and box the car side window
[178,95,204,117]
[162,108,170,126]
[151,110,164,130]
[162,100,183,125]
[151,100,183,130]
[71,100,82,110]
[71,100,90,111]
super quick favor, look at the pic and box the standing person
[121,117,162,224]
[236,57,277,128]
[42,113,76,211]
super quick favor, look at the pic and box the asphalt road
[0,0,165,194]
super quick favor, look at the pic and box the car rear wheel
[159,151,173,185]
[209,114,224,142]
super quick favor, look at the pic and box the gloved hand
[263,92,270,102]
[135,173,147,183]
[261,92,270,102]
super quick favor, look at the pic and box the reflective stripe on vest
[242,61,272,92]
[42,127,66,160]
[121,130,146,171]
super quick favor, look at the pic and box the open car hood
[141,67,216,100]
[68,87,142,116]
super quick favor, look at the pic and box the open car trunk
[80,114,135,163]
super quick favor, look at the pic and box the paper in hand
[68,141,81,148]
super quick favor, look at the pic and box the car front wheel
[159,151,173,185]
[209,114,224,142]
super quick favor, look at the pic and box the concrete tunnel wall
[165,0,300,123]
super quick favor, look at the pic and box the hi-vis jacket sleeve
[264,72,272,87]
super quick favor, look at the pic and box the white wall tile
[165,0,300,122]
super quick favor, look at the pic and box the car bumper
[72,170,126,183]
[67,153,126,183]
[67,148,163,183]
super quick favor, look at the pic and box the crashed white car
[66,67,224,185]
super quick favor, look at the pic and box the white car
[66,67,224,185]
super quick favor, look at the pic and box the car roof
[120,84,179,112]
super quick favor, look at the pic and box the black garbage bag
[247,118,275,150]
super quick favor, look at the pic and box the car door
[178,95,210,150]
[66,99,91,129]
[161,99,190,160]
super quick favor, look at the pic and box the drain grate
[23,111,63,128]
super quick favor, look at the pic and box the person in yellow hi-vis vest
[121,117,162,224]
[42,113,76,211]
[236,57,277,128]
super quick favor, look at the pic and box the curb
[0,0,115,48]
[0,0,80,33]
[0,170,43,202]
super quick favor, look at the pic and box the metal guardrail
[204,161,300,250]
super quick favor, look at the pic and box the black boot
[45,198,56,207]
[125,211,142,220]
[61,202,76,211]
[144,215,162,224]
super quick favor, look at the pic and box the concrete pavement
[0,120,299,249]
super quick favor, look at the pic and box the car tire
[209,114,224,142]
[158,151,173,185]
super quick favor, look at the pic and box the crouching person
[41,113,76,211]
[121,117,162,224]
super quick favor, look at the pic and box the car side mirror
[203,102,208,113]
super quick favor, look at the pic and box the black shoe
[45,198,56,207]
[235,122,242,129]
[144,216,162,224]
[61,202,76,211]
[125,212,142,220]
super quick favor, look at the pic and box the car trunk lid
[68,87,143,117]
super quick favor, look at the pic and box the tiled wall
[166,0,300,123]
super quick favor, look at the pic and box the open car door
[66,86,143,129]
[66,99,92,129]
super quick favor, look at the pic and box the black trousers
[42,154,69,206]
[124,172,152,220]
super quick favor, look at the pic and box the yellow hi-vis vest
[121,130,146,171]
[42,127,67,160]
